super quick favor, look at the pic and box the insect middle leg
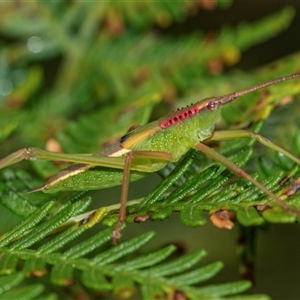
[112,150,173,244]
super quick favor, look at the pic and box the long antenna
[219,72,300,105]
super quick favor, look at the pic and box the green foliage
[0,1,300,299]
[0,200,270,300]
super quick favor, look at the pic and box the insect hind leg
[0,147,41,169]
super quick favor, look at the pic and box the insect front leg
[195,142,298,216]
[208,130,300,166]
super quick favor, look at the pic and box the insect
[1,73,300,243]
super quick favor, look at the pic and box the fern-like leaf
[0,200,270,299]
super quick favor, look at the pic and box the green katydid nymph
[1,72,300,243]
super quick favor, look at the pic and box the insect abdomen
[36,166,147,193]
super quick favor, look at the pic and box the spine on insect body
[120,98,222,163]
[157,99,222,159]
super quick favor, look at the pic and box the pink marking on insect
[159,100,219,129]
[160,104,199,129]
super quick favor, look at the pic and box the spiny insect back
[159,98,221,129]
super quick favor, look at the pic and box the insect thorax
[140,107,221,162]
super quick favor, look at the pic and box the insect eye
[207,101,217,110]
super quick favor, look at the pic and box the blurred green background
[1,1,300,299]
